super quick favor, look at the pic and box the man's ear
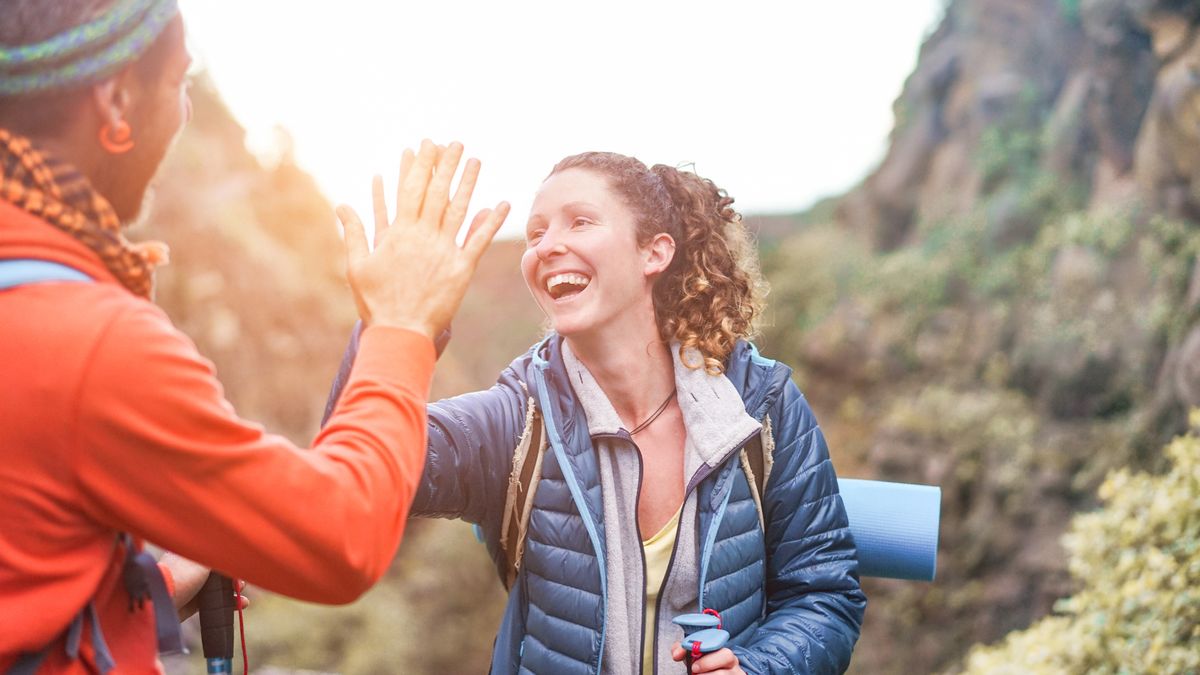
[90,71,134,128]
[644,232,676,279]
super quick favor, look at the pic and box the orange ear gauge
[99,120,134,154]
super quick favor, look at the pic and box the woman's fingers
[463,206,490,244]
[442,157,481,234]
[462,202,510,263]
[395,147,415,210]
[371,175,388,247]
[345,140,508,336]
[396,140,439,224]
[337,205,369,266]
[693,648,739,674]
[369,142,502,261]
[420,142,464,230]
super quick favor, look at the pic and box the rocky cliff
[760,1,1200,672]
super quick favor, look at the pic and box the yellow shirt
[642,505,683,674]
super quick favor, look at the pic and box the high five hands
[337,140,510,340]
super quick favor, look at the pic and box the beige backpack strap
[499,397,546,590]
[740,414,775,530]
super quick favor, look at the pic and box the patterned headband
[0,0,179,97]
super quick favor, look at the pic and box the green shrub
[960,415,1200,674]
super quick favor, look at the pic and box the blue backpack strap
[6,599,116,675]
[6,648,49,675]
[2,262,182,671]
[2,257,100,675]
[120,533,183,654]
[0,259,91,290]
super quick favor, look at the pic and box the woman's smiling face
[521,168,665,338]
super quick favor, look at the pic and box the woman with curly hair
[329,151,866,674]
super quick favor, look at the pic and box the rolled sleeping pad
[837,478,940,581]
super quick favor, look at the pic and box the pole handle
[197,572,235,661]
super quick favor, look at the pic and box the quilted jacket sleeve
[730,380,867,674]
[416,370,528,525]
[324,325,528,529]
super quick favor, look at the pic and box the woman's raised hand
[337,140,509,339]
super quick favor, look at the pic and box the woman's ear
[643,232,676,278]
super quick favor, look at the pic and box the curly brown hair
[549,152,767,374]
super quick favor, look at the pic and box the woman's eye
[572,217,592,228]
[526,230,544,246]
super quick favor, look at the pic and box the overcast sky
[177,1,943,238]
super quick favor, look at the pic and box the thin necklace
[630,388,677,435]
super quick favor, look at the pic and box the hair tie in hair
[0,0,179,97]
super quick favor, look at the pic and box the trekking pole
[197,573,235,674]
[673,611,728,670]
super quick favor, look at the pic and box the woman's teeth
[547,273,591,299]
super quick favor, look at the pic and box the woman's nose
[535,230,567,260]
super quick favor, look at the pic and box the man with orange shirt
[0,1,508,672]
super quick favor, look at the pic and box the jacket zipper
[590,403,766,673]
[634,442,650,675]
[650,428,755,675]
[598,430,686,675]
[651,501,685,675]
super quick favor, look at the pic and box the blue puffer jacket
[328,331,866,674]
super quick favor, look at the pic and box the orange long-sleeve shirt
[0,200,435,673]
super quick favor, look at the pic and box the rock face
[760,1,1200,673]
[839,0,1200,249]
[1135,2,1200,219]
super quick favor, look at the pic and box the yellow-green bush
[961,414,1200,674]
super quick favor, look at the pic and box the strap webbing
[744,435,767,502]
[2,260,180,674]
[0,259,91,289]
[122,534,184,654]
[503,412,544,589]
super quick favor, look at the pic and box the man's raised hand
[337,140,509,340]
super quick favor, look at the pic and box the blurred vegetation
[961,416,1200,674]
[155,76,537,675]
[154,0,1200,672]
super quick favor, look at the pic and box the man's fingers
[420,141,464,229]
[371,175,389,247]
[443,157,480,234]
[462,202,510,263]
[396,140,438,224]
[337,205,369,266]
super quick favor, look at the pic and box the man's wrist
[364,316,438,342]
